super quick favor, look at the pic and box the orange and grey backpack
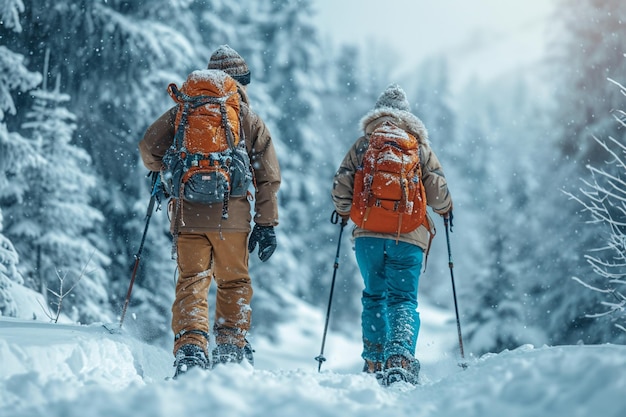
[350,121,428,238]
[161,69,252,220]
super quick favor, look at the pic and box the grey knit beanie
[207,45,251,85]
[375,84,411,112]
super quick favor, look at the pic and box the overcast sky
[312,0,557,85]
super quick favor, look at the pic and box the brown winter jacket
[138,85,281,233]
[331,108,452,250]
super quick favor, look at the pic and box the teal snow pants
[354,237,423,362]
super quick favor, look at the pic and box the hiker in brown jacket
[138,45,281,376]
[331,84,452,385]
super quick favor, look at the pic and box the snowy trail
[1,304,626,417]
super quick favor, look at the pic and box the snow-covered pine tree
[451,73,550,354]
[0,0,43,318]
[3,0,201,334]
[259,0,377,331]
[5,74,111,323]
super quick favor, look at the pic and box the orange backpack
[350,121,428,237]
[161,69,252,216]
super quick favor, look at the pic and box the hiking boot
[211,340,254,367]
[173,344,208,379]
[382,354,420,386]
[362,360,384,381]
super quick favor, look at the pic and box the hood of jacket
[360,107,429,145]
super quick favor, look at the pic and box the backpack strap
[173,102,190,150]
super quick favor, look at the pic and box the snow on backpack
[350,121,428,237]
[160,69,252,219]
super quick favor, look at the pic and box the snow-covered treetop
[0,0,25,33]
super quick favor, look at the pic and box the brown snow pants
[171,231,252,357]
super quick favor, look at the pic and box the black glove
[248,224,276,262]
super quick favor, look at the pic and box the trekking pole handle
[330,210,348,227]
[330,211,348,268]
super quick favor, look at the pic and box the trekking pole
[444,211,468,369]
[315,210,348,372]
[115,172,162,331]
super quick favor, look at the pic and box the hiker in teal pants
[331,84,452,385]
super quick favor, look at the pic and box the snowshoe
[382,354,420,386]
[173,344,208,379]
[211,339,254,367]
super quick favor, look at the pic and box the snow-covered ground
[1,299,625,417]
